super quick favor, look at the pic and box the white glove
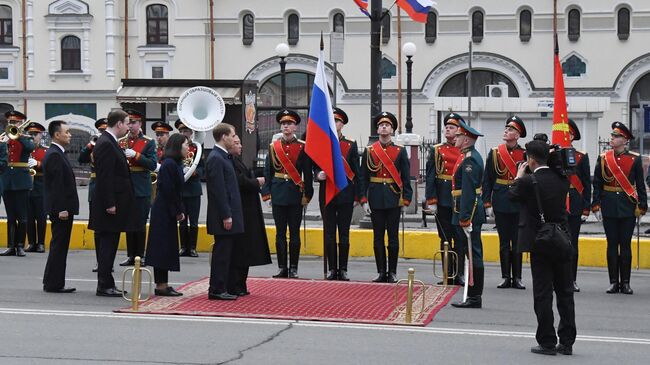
[485,207,494,218]
[581,215,588,223]
[363,202,371,215]
[28,158,38,168]
[594,210,602,222]
[462,225,473,235]
[124,148,136,158]
[317,171,327,181]
[266,199,272,208]
[429,204,437,215]
[154,163,161,173]
[182,166,190,174]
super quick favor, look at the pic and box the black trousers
[227,266,249,294]
[3,190,29,248]
[567,215,582,281]
[324,202,353,271]
[95,231,121,290]
[370,207,401,274]
[530,252,576,348]
[126,197,151,259]
[272,204,303,269]
[42,216,74,290]
[27,195,47,246]
[153,267,168,285]
[494,211,522,279]
[179,196,201,250]
[603,216,636,284]
[209,235,234,294]
[435,205,458,278]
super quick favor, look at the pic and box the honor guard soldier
[359,112,413,283]
[483,116,527,289]
[176,119,203,257]
[315,108,359,281]
[566,119,591,292]
[25,122,47,253]
[0,110,35,257]
[152,121,173,162]
[451,119,486,309]
[592,122,646,295]
[262,109,314,279]
[425,113,462,285]
[119,110,157,266]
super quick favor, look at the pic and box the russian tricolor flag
[353,0,370,18]
[397,0,436,23]
[305,46,348,206]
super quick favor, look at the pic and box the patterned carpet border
[116,277,459,327]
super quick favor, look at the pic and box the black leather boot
[188,226,199,257]
[387,245,399,283]
[288,266,299,279]
[497,277,511,288]
[451,295,482,308]
[606,282,619,294]
[452,266,483,308]
[372,245,386,282]
[1,223,16,256]
[326,270,337,280]
[178,224,189,256]
[512,252,524,289]
[338,269,349,281]
[274,239,288,278]
[15,243,26,257]
[15,222,27,256]
[620,282,633,295]
[338,242,350,281]
[273,267,288,278]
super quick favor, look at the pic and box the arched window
[381,57,396,79]
[146,4,168,45]
[242,13,254,45]
[439,70,519,97]
[288,13,299,45]
[562,55,586,77]
[425,11,437,43]
[617,8,630,40]
[61,36,81,71]
[568,9,580,42]
[381,9,390,44]
[472,10,484,43]
[333,13,344,33]
[519,10,532,42]
[0,5,12,45]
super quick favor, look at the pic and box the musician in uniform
[262,109,314,279]
[25,122,47,253]
[566,119,591,292]
[152,121,173,163]
[119,110,157,266]
[483,116,527,289]
[315,107,359,281]
[592,122,646,295]
[0,110,35,257]
[176,119,203,257]
[359,112,413,283]
[425,113,462,285]
[450,118,486,309]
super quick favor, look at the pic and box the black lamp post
[275,43,290,108]
[403,42,416,134]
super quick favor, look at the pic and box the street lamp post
[402,42,416,134]
[275,43,290,108]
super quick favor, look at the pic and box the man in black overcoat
[508,140,576,356]
[88,109,135,297]
[206,123,243,300]
[42,120,79,293]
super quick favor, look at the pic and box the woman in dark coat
[146,133,188,296]
[228,135,272,295]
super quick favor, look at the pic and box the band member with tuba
[592,122,646,295]
[25,122,47,253]
[152,121,173,163]
[262,109,314,279]
[315,107,359,281]
[175,119,204,258]
[483,116,527,290]
[359,112,413,283]
[119,110,157,267]
[425,113,462,285]
[0,110,35,257]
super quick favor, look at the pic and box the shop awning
[116,85,241,104]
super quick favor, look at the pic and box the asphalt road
[1,250,649,364]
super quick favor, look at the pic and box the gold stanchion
[393,268,426,324]
[121,256,153,311]
[433,241,458,287]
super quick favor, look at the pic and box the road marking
[1,307,649,345]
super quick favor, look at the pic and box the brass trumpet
[0,120,31,140]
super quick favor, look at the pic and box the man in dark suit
[206,123,243,300]
[509,140,576,356]
[88,109,134,297]
[42,120,79,293]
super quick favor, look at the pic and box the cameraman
[509,140,575,356]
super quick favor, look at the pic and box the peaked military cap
[567,119,580,141]
[151,121,173,133]
[276,109,301,125]
[333,107,348,124]
[5,110,26,121]
[505,116,527,138]
[373,111,397,130]
[175,119,190,131]
[95,118,108,130]
[456,118,483,139]
[124,109,144,122]
[443,112,464,127]
[611,121,633,140]
[25,122,45,133]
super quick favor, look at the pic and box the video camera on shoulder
[532,133,576,176]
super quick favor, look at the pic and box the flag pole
[320,32,329,280]
[397,6,403,134]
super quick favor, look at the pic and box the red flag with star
[552,37,570,147]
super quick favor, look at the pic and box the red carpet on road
[116,277,459,326]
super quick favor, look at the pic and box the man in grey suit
[206,123,243,300]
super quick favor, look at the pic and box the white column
[105,0,116,78]
[26,0,34,78]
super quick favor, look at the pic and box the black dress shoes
[326,270,337,280]
[189,249,198,257]
[451,296,482,309]
[288,268,299,279]
[179,248,189,257]
[155,287,183,297]
[372,273,386,283]
[96,287,125,297]
[530,345,557,356]
[556,344,573,355]
[237,291,251,296]
[36,244,45,253]
[620,282,633,295]
[0,247,16,256]
[455,276,465,286]
[338,269,350,281]
[25,244,38,252]
[273,268,288,278]
[44,287,76,293]
[386,272,398,283]
[119,257,135,266]
[497,278,511,288]
[606,282,619,294]
[92,265,114,273]
[15,247,26,257]
[573,281,580,292]
[208,292,237,300]
[511,278,526,290]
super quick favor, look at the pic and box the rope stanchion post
[393,267,426,325]
[121,256,153,312]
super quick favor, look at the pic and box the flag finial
[320,31,324,51]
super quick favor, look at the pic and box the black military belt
[451,188,481,197]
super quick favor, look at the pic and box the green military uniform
[176,119,204,258]
[25,122,48,253]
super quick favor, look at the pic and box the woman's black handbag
[531,175,572,261]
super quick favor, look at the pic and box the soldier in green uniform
[359,112,413,283]
[152,121,173,163]
[25,122,47,253]
[176,119,204,257]
[119,110,157,266]
[450,118,486,309]
[0,110,35,257]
